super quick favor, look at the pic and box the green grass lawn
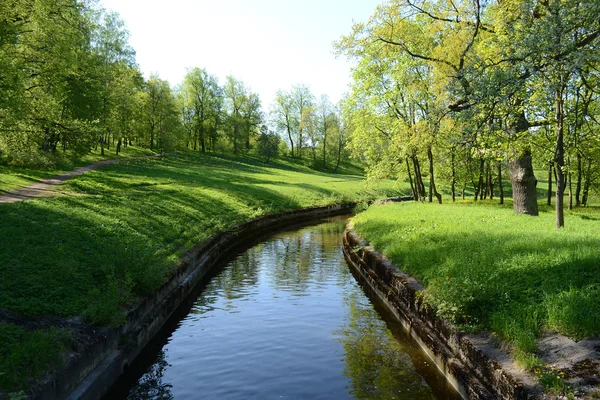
[351,201,600,366]
[0,145,156,194]
[0,150,405,392]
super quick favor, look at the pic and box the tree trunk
[568,157,573,211]
[427,146,442,204]
[413,156,426,201]
[582,159,591,206]
[575,152,582,206]
[547,161,553,206]
[488,162,494,200]
[497,162,504,205]
[474,157,485,201]
[406,158,416,200]
[451,148,456,202]
[286,117,294,157]
[554,85,565,228]
[509,151,538,215]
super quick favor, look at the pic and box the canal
[106,216,461,399]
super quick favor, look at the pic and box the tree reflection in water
[339,293,436,400]
[126,351,173,400]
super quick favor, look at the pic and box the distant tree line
[337,0,600,228]
[0,0,350,171]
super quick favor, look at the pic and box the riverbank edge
[342,222,539,400]
[31,203,353,400]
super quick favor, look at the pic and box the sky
[99,0,382,110]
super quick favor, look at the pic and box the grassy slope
[352,201,600,365]
[0,145,156,194]
[0,150,405,392]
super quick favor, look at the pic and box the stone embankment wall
[35,204,354,400]
[343,225,536,400]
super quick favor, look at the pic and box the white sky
[99,0,382,110]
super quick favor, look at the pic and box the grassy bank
[0,150,405,392]
[0,145,156,194]
[351,201,600,364]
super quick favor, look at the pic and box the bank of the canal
[104,216,462,400]
[0,151,406,398]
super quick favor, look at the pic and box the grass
[0,150,406,393]
[0,324,71,392]
[0,145,156,194]
[351,201,600,354]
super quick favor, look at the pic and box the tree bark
[575,152,582,206]
[582,159,591,206]
[509,152,539,215]
[474,157,485,201]
[554,85,565,228]
[547,161,553,206]
[412,156,426,201]
[568,157,573,211]
[427,146,442,204]
[406,158,416,200]
[497,162,504,205]
[451,148,456,202]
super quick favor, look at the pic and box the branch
[375,37,460,72]
[406,0,495,33]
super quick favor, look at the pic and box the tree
[257,126,280,163]
[270,90,298,157]
[181,68,221,152]
[291,84,314,158]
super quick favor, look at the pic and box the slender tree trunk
[334,139,342,172]
[497,162,504,205]
[413,156,426,201]
[322,125,327,169]
[568,156,573,211]
[427,146,442,204]
[489,162,494,200]
[475,157,485,201]
[547,161,553,206]
[509,151,539,215]
[406,158,415,200]
[582,160,592,206]
[575,152,582,206]
[555,85,565,228]
[451,148,456,202]
[286,117,294,157]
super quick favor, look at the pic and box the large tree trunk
[509,151,539,216]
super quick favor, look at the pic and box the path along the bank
[0,155,160,204]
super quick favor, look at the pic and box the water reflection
[108,217,458,399]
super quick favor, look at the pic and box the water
[107,216,460,399]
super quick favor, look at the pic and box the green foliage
[256,129,280,163]
[352,202,600,351]
[0,323,71,392]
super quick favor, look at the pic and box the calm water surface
[108,216,460,399]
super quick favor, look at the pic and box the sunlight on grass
[352,202,600,351]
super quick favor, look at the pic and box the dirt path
[0,155,159,204]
